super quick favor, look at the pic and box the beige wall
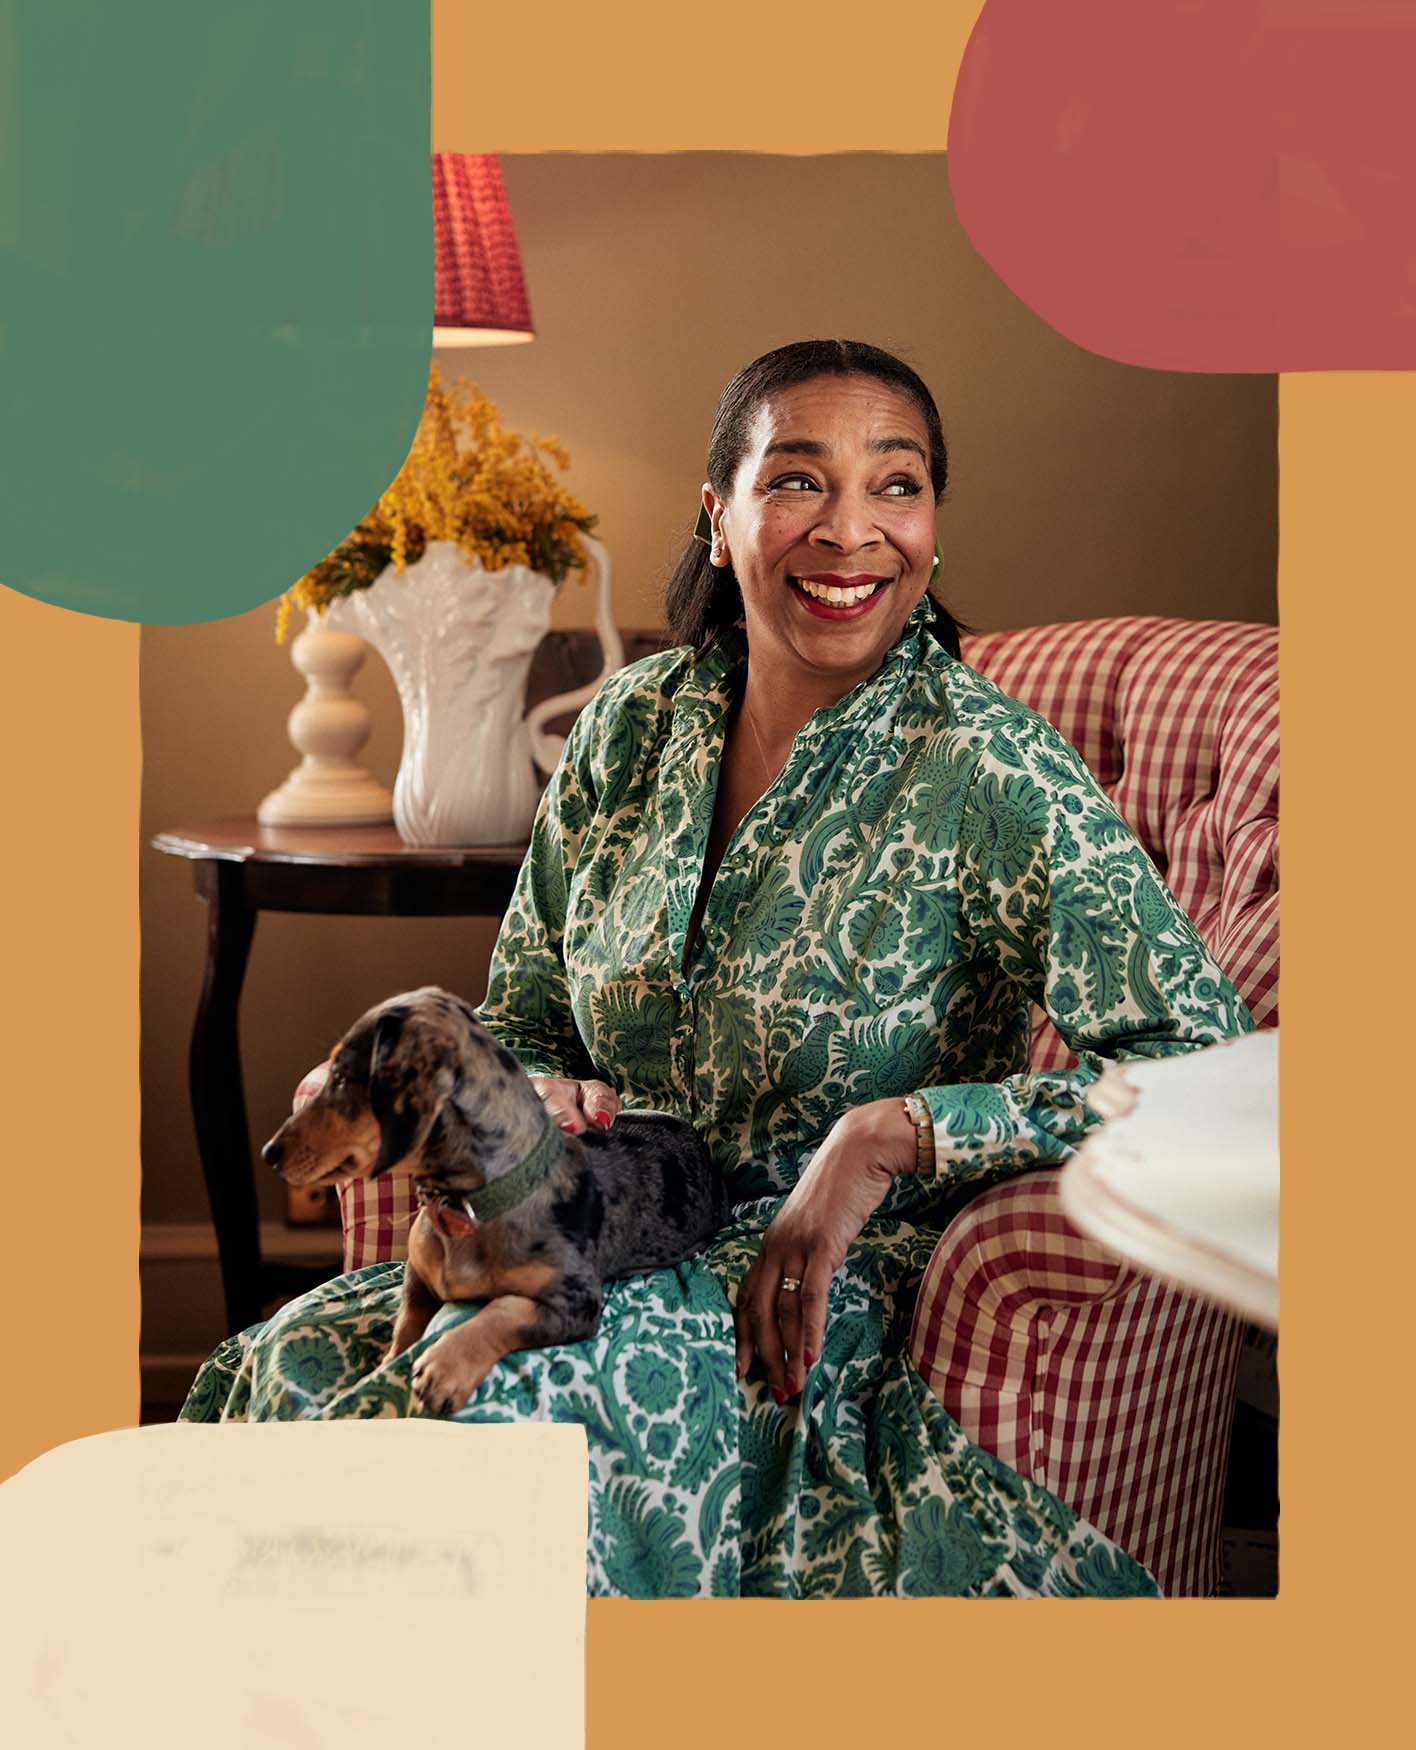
[140,153,1276,1227]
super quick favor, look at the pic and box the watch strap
[902,1092,937,1179]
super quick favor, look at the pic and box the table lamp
[433,152,535,347]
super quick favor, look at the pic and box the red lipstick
[788,573,893,621]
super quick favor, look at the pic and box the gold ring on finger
[779,1276,802,1294]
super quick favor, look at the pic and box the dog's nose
[262,1136,284,1170]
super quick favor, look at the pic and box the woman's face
[704,373,938,692]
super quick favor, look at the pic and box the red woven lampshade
[431,153,534,347]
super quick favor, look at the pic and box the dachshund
[261,986,727,1415]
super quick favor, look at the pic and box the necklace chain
[740,688,779,792]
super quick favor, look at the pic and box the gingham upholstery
[909,616,1278,1597]
[339,1168,418,1271]
[908,1176,1247,1596]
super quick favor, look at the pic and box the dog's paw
[410,1343,491,1417]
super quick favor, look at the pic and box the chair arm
[909,1170,1243,1597]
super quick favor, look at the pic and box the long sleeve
[472,693,604,1080]
[914,719,1254,1195]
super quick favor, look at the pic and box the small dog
[261,986,727,1415]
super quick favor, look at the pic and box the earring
[696,502,727,565]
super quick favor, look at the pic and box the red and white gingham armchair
[312,614,1277,1598]
[908,616,1278,1598]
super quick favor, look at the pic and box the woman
[183,339,1253,1599]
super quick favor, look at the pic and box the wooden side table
[151,820,529,1334]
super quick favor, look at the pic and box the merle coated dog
[261,987,726,1414]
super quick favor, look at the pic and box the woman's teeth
[792,577,884,605]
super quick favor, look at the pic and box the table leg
[189,861,261,1334]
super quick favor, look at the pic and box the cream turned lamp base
[257,610,394,827]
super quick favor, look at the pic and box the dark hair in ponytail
[659,338,968,659]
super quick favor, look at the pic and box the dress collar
[673,587,939,742]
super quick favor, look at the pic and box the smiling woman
[670,339,960,664]
[179,337,1253,1600]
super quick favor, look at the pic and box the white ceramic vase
[324,536,623,846]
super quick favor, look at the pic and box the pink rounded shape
[948,0,1416,372]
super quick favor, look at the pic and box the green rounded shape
[0,3,430,624]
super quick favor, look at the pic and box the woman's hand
[734,1097,921,1402]
[528,1075,620,1134]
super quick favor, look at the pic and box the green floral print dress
[182,591,1253,1599]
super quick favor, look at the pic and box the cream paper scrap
[0,1420,587,1749]
[1083,1029,1278,1282]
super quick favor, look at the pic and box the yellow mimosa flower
[275,361,597,640]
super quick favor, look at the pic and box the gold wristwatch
[902,1092,936,1179]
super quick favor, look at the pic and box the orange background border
[1,2,1407,1741]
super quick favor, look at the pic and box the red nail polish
[772,1387,786,1405]
[804,1350,817,1368]
[558,1120,577,1132]
[592,1110,612,1128]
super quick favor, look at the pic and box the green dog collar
[462,1113,563,1224]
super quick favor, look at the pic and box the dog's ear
[368,1007,452,1178]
